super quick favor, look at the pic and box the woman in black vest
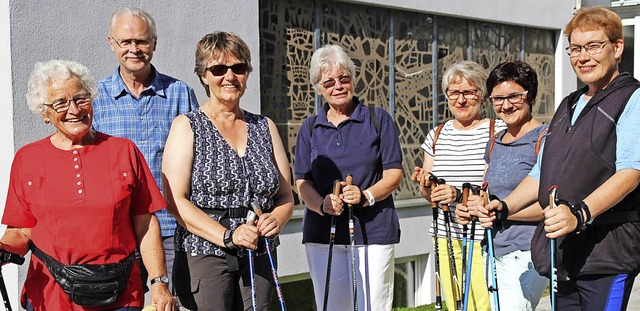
[475,6,640,310]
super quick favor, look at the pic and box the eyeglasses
[206,63,249,76]
[43,93,92,113]
[110,36,154,49]
[446,89,478,100]
[321,75,352,89]
[566,41,610,57]
[489,91,528,106]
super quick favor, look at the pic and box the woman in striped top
[412,61,505,311]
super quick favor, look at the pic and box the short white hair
[309,44,356,94]
[441,61,488,99]
[26,60,97,113]
[109,7,157,38]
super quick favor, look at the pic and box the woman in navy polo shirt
[294,44,403,311]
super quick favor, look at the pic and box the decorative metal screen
[259,0,556,203]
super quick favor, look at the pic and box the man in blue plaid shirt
[92,7,199,292]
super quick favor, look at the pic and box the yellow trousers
[436,237,490,311]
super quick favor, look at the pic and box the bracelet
[223,228,237,249]
[570,200,591,233]
[319,203,326,216]
[495,200,510,224]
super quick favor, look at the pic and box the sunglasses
[321,75,352,89]
[206,63,249,76]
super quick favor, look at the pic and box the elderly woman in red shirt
[0,60,173,311]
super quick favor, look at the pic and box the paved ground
[536,276,640,310]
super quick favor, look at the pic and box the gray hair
[442,61,488,99]
[26,60,97,113]
[109,7,157,38]
[309,44,356,93]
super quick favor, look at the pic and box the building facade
[1,0,586,309]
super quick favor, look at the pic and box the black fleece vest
[538,73,640,211]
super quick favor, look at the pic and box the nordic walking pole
[246,210,258,311]
[549,185,559,311]
[438,178,462,311]
[481,182,500,311]
[0,251,25,311]
[345,174,358,311]
[463,184,480,311]
[323,179,342,311]
[251,203,287,311]
[428,173,443,311]
[460,182,471,311]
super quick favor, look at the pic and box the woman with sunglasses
[294,44,403,311]
[163,31,293,311]
[456,61,548,310]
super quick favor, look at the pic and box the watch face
[160,275,169,283]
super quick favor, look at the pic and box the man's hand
[150,283,177,311]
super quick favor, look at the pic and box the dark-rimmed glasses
[206,63,249,77]
[321,75,352,89]
[566,41,610,57]
[446,89,478,100]
[489,91,528,106]
[43,93,92,113]
[109,36,154,49]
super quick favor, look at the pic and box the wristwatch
[224,229,237,249]
[364,189,375,206]
[150,275,169,286]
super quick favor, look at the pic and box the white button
[73,158,78,161]
[78,189,83,194]
[27,181,32,186]
[74,165,79,169]
[77,181,81,186]
[76,174,81,178]
[123,172,128,177]
[73,150,78,154]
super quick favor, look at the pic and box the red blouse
[3,132,165,310]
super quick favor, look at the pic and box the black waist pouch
[31,244,135,307]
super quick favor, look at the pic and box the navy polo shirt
[294,98,402,245]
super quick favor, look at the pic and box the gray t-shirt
[484,124,548,257]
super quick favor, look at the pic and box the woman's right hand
[231,224,259,250]
[323,193,344,216]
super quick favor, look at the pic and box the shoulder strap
[432,124,444,153]
[369,106,379,134]
[489,119,496,138]
[487,131,500,160]
[535,129,548,156]
[307,115,318,137]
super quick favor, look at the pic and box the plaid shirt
[93,66,199,236]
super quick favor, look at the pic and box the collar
[314,96,364,129]
[109,65,166,99]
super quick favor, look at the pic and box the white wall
[10,0,261,149]
[345,0,576,29]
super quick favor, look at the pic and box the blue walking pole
[481,182,500,311]
[246,210,258,311]
[251,203,287,311]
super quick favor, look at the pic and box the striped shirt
[421,119,506,240]
[92,66,199,237]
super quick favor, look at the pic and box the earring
[44,118,50,124]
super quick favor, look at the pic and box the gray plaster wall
[10,0,261,149]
